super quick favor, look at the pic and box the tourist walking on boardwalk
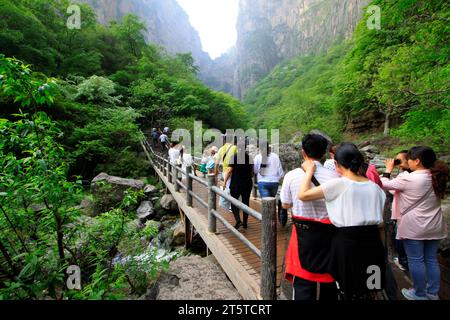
[151,128,159,148]
[215,134,238,187]
[382,146,449,300]
[168,141,182,165]
[159,131,170,152]
[205,146,218,175]
[254,140,284,198]
[298,143,387,300]
[280,134,340,300]
[223,138,254,230]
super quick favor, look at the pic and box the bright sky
[176,0,239,59]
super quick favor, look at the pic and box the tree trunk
[0,239,18,277]
[383,113,390,137]
[54,212,65,262]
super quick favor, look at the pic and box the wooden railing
[143,140,278,300]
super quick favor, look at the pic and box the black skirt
[328,225,386,300]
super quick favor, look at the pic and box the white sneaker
[426,293,440,301]
[401,288,428,300]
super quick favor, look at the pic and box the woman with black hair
[298,143,387,300]
[382,146,449,300]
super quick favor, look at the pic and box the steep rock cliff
[232,0,369,98]
[80,0,212,74]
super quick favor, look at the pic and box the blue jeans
[258,182,279,198]
[403,239,441,296]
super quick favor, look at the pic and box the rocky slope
[79,0,212,75]
[156,255,242,300]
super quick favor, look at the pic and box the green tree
[110,14,147,58]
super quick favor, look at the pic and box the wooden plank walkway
[153,164,289,300]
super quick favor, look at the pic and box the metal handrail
[211,209,261,258]
[189,173,208,187]
[189,190,208,208]
[211,186,262,221]
[141,136,277,300]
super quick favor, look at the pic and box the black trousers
[230,183,252,225]
[293,277,338,301]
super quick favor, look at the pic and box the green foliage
[110,14,147,58]
[392,106,450,152]
[244,44,348,142]
[0,54,57,108]
[334,0,449,145]
[74,76,122,106]
[244,0,449,149]
[1,0,248,152]
[0,56,171,300]
[67,106,143,178]
[0,57,84,299]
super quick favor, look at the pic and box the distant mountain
[234,0,370,97]
[79,0,212,75]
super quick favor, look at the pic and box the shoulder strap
[222,144,234,163]
[300,168,321,187]
[400,185,433,216]
[311,176,321,187]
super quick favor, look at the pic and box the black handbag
[294,171,335,274]
[294,218,336,274]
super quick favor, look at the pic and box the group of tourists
[210,133,448,301]
[211,135,284,230]
[156,128,448,300]
[167,140,195,178]
[151,127,171,152]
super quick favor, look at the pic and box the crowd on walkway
[155,128,449,300]
[201,133,449,301]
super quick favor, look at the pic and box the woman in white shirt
[254,141,284,198]
[298,143,387,300]
[168,141,182,165]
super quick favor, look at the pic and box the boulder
[129,218,144,229]
[275,143,302,173]
[138,283,159,300]
[144,185,159,197]
[440,198,450,252]
[160,195,178,212]
[370,155,387,172]
[156,255,242,300]
[137,201,155,222]
[73,196,95,216]
[288,131,304,145]
[90,173,145,215]
[170,221,185,247]
[361,145,380,160]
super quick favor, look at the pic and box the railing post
[261,197,277,300]
[174,164,181,192]
[207,174,217,233]
[167,161,172,184]
[186,166,193,207]
[252,175,258,199]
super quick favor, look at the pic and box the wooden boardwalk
[145,145,289,300]
[187,176,289,290]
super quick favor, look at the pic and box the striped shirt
[280,162,340,220]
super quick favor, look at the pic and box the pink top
[381,170,447,240]
[366,164,382,187]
